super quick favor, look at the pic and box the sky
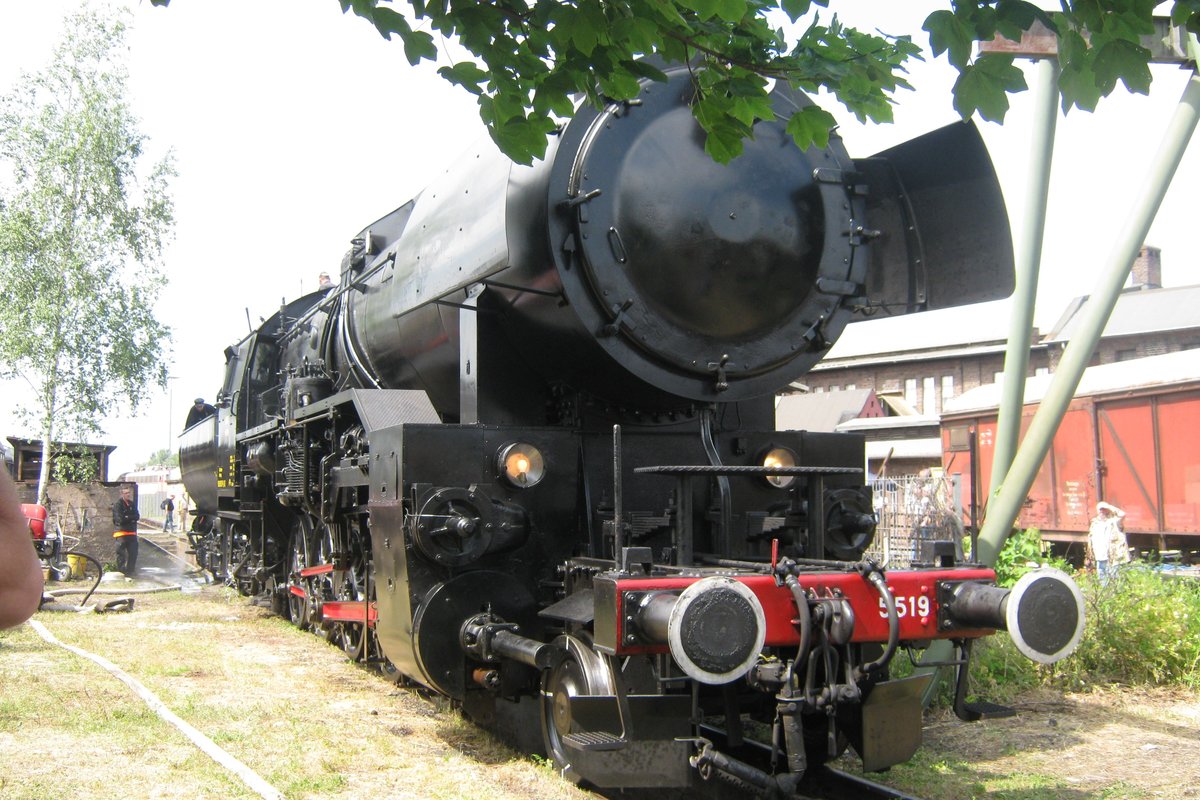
[0,0,1197,475]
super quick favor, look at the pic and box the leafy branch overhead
[150,1,1199,164]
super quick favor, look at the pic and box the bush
[914,531,1200,704]
[965,559,1200,699]
[1052,563,1200,689]
[991,526,1072,588]
[956,529,1200,699]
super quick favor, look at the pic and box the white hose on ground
[27,620,285,800]
[46,585,183,597]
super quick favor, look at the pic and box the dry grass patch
[842,686,1200,799]
[0,585,591,800]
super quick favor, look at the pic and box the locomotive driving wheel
[540,633,615,783]
[287,516,312,629]
[335,516,371,662]
[310,520,340,644]
[221,522,255,596]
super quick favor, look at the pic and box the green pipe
[976,69,1200,566]
[988,58,1059,500]
[922,67,1200,708]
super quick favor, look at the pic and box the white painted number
[880,595,930,619]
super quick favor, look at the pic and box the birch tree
[0,8,175,504]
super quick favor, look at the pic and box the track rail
[796,766,925,800]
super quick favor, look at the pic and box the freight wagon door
[1096,399,1160,533]
[1040,402,1095,536]
[1156,391,1200,534]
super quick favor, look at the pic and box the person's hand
[0,471,44,628]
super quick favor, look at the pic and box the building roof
[1044,284,1200,343]
[864,438,943,461]
[819,301,1014,364]
[5,436,117,455]
[835,414,940,432]
[776,388,875,432]
[943,348,1200,415]
[815,283,1200,371]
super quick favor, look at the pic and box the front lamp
[497,442,545,488]
[761,447,797,489]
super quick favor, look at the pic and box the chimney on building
[1130,245,1162,290]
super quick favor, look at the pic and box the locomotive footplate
[560,694,693,788]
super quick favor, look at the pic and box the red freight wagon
[941,350,1200,555]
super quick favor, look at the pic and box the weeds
[964,530,1200,698]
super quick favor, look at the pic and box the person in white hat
[1087,500,1129,585]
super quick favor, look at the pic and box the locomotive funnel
[946,568,1085,664]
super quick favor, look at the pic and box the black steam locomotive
[181,64,1084,794]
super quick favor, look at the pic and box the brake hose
[858,561,899,676]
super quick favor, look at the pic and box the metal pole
[988,57,1060,500]
[923,68,1200,708]
[976,70,1200,566]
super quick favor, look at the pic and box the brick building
[801,246,1198,416]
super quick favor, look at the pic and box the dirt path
[878,686,1200,799]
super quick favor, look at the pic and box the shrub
[917,531,1200,704]
[1052,563,1200,690]
[991,526,1072,588]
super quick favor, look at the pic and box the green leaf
[598,67,643,101]
[678,0,721,21]
[1058,65,1104,113]
[437,62,489,95]
[365,7,419,43]
[951,54,1026,122]
[784,105,834,150]
[623,60,670,84]
[487,115,555,165]
[994,0,1056,42]
[399,29,437,66]
[552,6,602,56]
[714,0,748,24]
[780,0,813,24]
[703,126,744,163]
[923,9,976,69]
[1092,38,1152,95]
[611,15,660,53]
[727,93,775,127]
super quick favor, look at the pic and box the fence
[865,472,964,569]
[137,488,186,533]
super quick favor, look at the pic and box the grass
[845,747,1153,800]
[0,585,589,800]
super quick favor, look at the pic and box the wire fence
[137,488,184,533]
[865,472,965,569]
